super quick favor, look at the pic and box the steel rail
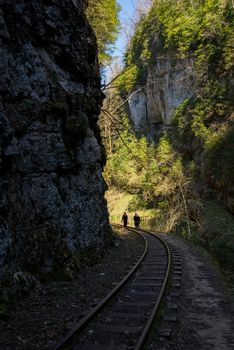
[134,227,171,350]
[112,224,171,350]
[51,228,148,350]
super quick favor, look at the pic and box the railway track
[52,225,173,350]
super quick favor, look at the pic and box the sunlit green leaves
[86,0,120,66]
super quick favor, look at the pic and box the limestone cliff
[124,0,234,215]
[128,58,194,141]
[0,0,112,286]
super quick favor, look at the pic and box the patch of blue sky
[103,0,135,83]
[114,0,135,58]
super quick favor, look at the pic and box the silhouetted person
[133,213,141,228]
[121,212,128,227]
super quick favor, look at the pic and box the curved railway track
[52,225,172,350]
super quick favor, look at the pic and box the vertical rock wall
[128,58,194,140]
[0,0,112,283]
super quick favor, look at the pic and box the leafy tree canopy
[86,0,120,66]
[120,0,234,89]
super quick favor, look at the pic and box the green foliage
[148,0,234,68]
[174,199,234,273]
[172,78,234,199]
[86,0,120,66]
[104,118,198,233]
[104,115,148,191]
[116,65,139,96]
[204,126,234,189]
[104,0,234,273]
[122,0,234,90]
[210,234,234,271]
[200,200,234,271]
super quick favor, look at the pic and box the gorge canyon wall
[127,53,234,213]
[128,58,195,141]
[0,0,112,287]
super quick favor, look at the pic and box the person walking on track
[133,213,141,228]
[121,212,128,227]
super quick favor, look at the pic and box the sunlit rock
[128,58,194,141]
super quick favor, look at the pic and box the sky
[114,0,135,58]
[105,0,152,82]
[104,0,135,82]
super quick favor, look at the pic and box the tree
[132,0,153,20]
[86,0,120,66]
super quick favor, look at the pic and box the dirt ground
[0,229,233,350]
[0,229,144,350]
[146,233,234,350]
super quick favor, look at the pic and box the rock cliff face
[0,0,112,285]
[128,58,194,140]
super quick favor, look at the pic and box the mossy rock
[0,303,8,320]
[23,99,36,111]
[64,111,89,147]
[42,100,69,119]
[20,222,80,282]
